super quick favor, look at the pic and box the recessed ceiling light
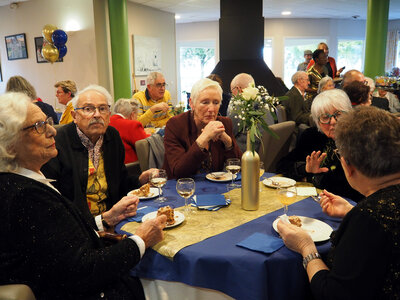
[281,11,291,16]
[175,15,181,20]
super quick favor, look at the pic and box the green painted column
[108,0,131,100]
[364,0,389,78]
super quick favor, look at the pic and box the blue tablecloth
[116,173,342,300]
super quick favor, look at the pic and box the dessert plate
[142,211,185,228]
[127,187,160,200]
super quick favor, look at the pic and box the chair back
[275,105,287,123]
[135,139,150,171]
[0,284,36,300]
[125,161,141,176]
[258,121,295,172]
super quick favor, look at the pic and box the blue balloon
[57,45,67,59]
[52,29,68,47]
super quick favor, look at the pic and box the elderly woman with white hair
[109,98,149,163]
[317,76,335,94]
[163,78,241,179]
[277,89,363,202]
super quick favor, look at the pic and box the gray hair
[317,76,334,93]
[113,98,139,118]
[147,72,164,85]
[0,92,31,172]
[364,77,375,93]
[230,73,255,91]
[311,89,352,131]
[335,106,400,178]
[291,71,307,85]
[191,78,223,105]
[71,84,113,109]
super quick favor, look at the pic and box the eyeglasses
[154,83,167,89]
[75,105,111,115]
[318,110,344,124]
[23,117,54,134]
[231,86,240,93]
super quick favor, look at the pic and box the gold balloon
[42,43,59,63]
[42,24,58,43]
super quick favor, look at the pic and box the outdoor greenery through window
[283,38,326,88]
[337,39,364,73]
[179,45,215,106]
[263,39,272,69]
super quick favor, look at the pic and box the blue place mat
[126,206,158,222]
[195,194,227,206]
[237,232,284,254]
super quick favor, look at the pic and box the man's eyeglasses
[75,105,111,115]
[318,110,344,124]
[23,117,54,134]
[154,83,167,89]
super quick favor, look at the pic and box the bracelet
[101,213,111,229]
[302,252,321,269]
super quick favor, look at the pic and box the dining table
[116,173,344,300]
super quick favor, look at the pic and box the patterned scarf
[76,127,104,170]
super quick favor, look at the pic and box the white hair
[190,78,222,105]
[317,76,334,93]
[364,77,375,92]
[112,98,139,118]
[230,73,255,91]
[291,71,307,85]
[147,72,164,85]
[311,89,352,131]
[0,92,31,172]
[71,84,113,109]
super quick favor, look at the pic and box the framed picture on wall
[34,37,63,63]
[5,33,28,60]
[133,35,162,76]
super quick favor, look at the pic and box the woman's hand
[196,121,226,149]
[305,151,329,174]
[103,195,139,226]
[320,190,354,218]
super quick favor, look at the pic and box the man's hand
[150,102,169,113]
[103,195,139,226]
[305,151,329,174]
[139,168,158,185]
[135,215,167,248]
[320,190,354,218]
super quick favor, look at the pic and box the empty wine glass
[226,158,241,189]
[176,178,195,217]
[277,186,297,215]
[150,169,168,203]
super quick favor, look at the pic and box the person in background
[307,42,345,78]
[207,73,230,116]
[297,50,313,72]
[109,98,150,164]
[42,85,155,229]
[163,78,241,179]
[317,76,335,94]
[133,71,173,128]
[277,106,400,299]
[343,81,371,107]
[341,69,365,88]
[0,91,166,299]
[277,89,363,202]
[365,77,390,111]
[6,75,59,124]
[373,87,400,113]
[55,80,77,124]
[306,49,328,102]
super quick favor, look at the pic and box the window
[178,41,216,106]
[283,38,326,88]
[263,39,272,69]
[337,39,365,73]
[396,40,400,67]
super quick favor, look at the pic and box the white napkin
[296,187,318,196]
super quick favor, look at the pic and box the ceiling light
[281,11,291,16]
[175,15,181,20]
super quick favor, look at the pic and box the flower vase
[241,132,260,210]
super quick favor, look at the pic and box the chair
[258,121,295,172]
[275,105,287,123]
[135,139,150,172]
[0,284,36,300]
[125,161,141,177]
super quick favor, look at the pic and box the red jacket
[109,114,150,163]
[307,56,338,78]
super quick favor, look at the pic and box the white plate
[263,177,296,188]
[273,216,333,242]
[142,211,185,228]
[206,172,237,183]
[127,187,161,200]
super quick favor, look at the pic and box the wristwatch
[302,252,321,269]
[101,214,111,230]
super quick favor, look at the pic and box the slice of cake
[157,206,175,225]
[288,216,302,227]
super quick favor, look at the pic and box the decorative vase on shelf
[241,132,260,210]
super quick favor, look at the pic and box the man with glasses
[42,84,154,231]
[133,71,173,128]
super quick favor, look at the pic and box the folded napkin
[193,194,230,211]
[126,206,157,222]
[296,187,318,196]
[235,173,241,181]
[237,232,284,254]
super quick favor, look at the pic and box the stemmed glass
[259,161,265,179]
[150,169,168,203]
[226,158,241,188]
[277,186,297,215]
[176,178,195,217]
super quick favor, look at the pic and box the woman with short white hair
[277,89,363,202]
[317,76,334,94]
[163,78,241,179]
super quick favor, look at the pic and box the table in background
[116,173,342,300]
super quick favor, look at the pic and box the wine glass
[226,158,241,188]
[277,186,297,215]
[259,161,265,179]
[176,178,195,217]
[150,169,168,203]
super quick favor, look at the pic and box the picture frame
[34,37,63,63]
[133,35,162,76]
[5,33,28,60]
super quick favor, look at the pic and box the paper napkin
[237,232,284,254]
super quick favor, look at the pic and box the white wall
[0,0,99,111]
[127,2,177,103]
